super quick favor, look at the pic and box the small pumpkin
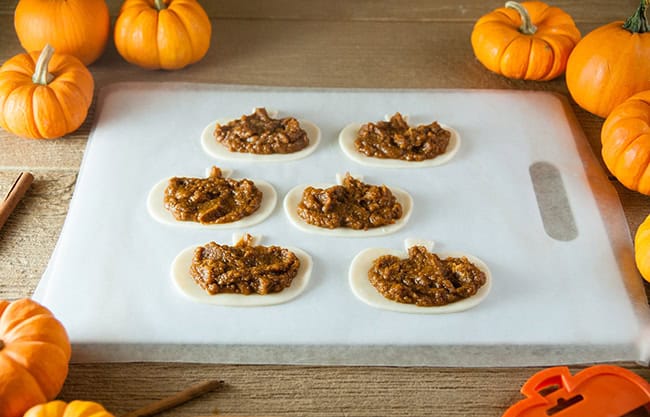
[0,298,71,417]
[114,0,212,70]
[566,0,650,118]
[24,401,115,417]
[600,90,650,194]
[0,45,94,140]
[14,0,110,66]
[470,1,581,81]
[635,214,650,283]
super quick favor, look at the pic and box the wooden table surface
[1,1,650,415]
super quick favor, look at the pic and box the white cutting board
[35,83,650,366]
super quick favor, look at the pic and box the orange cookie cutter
[503,365,650,417]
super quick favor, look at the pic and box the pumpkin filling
[355,112,451,161]
[213,107,310,154]
[368,246,487,307]
[297,174,402,230]
[164,166,262,224]
[190,234,301,295]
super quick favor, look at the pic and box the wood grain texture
[0,170,76,298]
[60,364,650,417]
[3,16,603,91]
[0,0,640,23]
[0,1,649,415]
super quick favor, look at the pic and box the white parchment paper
[35,83,650,365]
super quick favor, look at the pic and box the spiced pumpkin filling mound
[164,166,262,224]
[368,246,487,307]
[213,107,309,154]
[297,174,402,230]
[190,234,301,295]
[355,112,451,161]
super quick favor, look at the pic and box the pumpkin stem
[505,1,537,35]
[0,340,4,351]
[154,0,167,11]
[623,0,650,33]
[32,44,55,86]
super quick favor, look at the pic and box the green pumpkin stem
[505,1,537,35]
[623,0,649,33]
[154,0,167,11]
[32,44,55,86]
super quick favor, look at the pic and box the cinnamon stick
[0,172,33,231]
[122,380,224,417]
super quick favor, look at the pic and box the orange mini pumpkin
[566,0,650,118]
[601,90,650,195]
[0,45,94,139]
[114,0,212,70]
[14,0,110,66]
[635,213,650,283]
[24,400,115,417]
[471,1,581,81]
[0,299,71,417]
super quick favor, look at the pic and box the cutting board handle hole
[529,162,578,241]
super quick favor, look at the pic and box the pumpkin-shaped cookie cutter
[503,365,650,417]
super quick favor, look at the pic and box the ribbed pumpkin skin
[0,299,71,417]
[114,0,212,70]
[14,0,110,66]
[601,91,650,195]
[471,1,580,81]
[0,49,94,139]
[566,23,650,118]
[635,214,650,283]
[24,400,116,417]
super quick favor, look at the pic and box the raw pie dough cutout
[283,173,413,237]
[201,108,321,162]
[147,167,277,229]
[338,114,461,168]
[349,239,492,314]
[171,233,313,306]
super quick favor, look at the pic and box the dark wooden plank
[0,170,76,299]
[58,364,650,417]
[616,182,650,237]
[0,0,640,23]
